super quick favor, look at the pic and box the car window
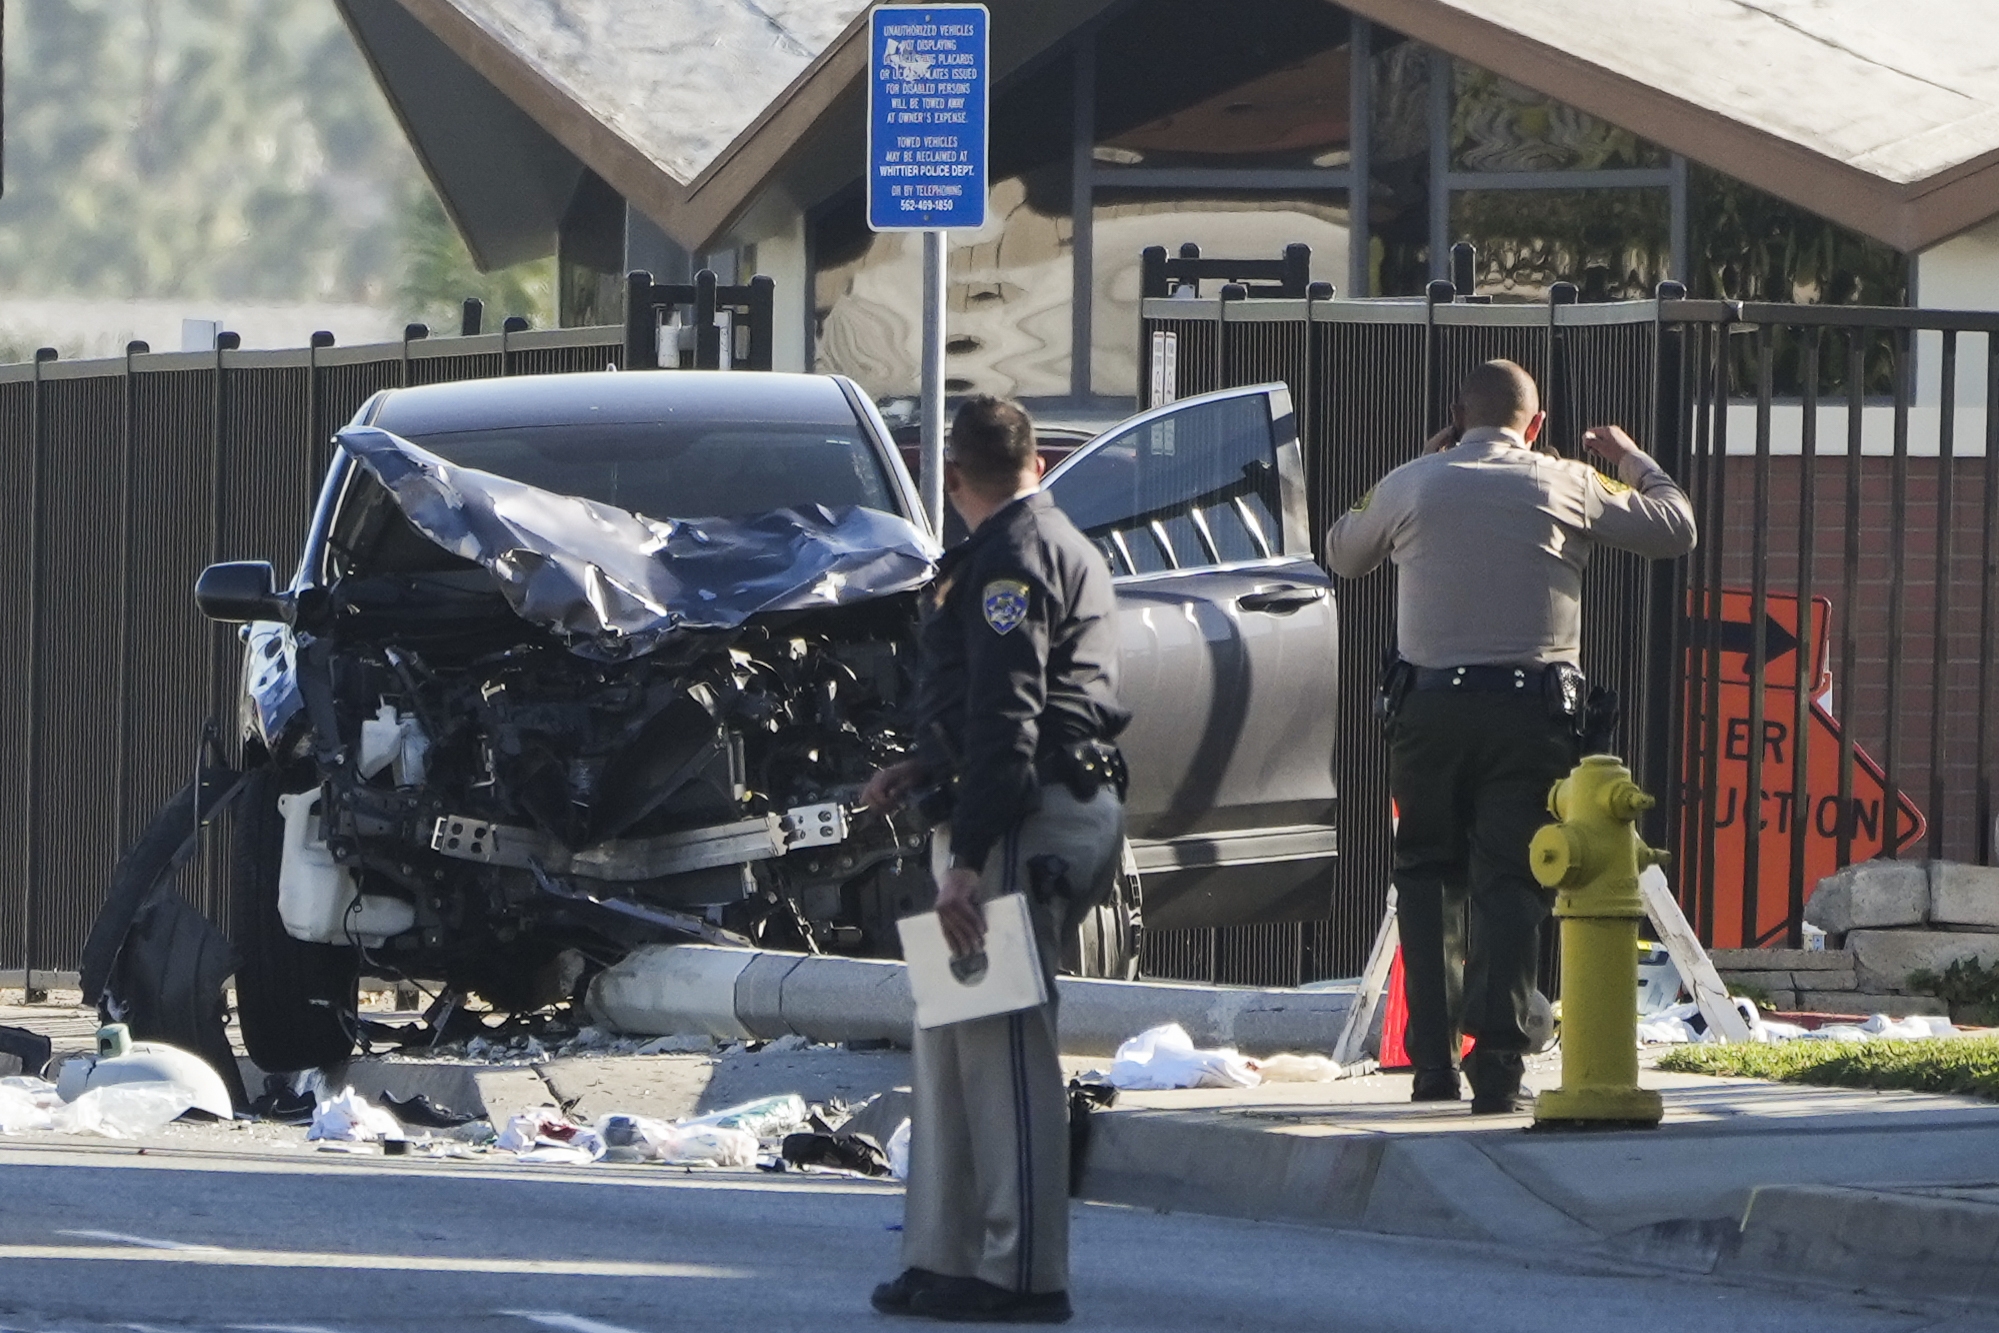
[1046,393,1281,576]
[400,421,896,520]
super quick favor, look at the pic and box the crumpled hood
[339,425,937,661]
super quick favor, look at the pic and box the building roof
[1350,0,1999,251]
[357,0,1999,259]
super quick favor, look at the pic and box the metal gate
[1137,278,1999,982]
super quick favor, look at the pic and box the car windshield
[398,421,899,520]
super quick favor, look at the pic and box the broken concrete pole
[1929,863,1999,932]
[1846,929,1999,993]
[586,944,1357,1058]
[1804,862,1929,934]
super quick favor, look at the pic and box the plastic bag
[1254,1054,1342,1083]
[886,1118,911,1181]
[1108,1024,1261,1091]
[308,1087,404,1143]
[599,1113,755,1167]
[677,1093,809,1141]
[51,1083,194,1138]
[0,1083,52,1133]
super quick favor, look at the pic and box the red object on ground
[1377,945,1475,1070]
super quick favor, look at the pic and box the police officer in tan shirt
[1326,359,1696,1112]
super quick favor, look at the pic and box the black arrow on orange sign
[1717,611,1800,667]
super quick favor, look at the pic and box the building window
[1451,187,1671,302]
[811,169,1073,404]
[1450,66,1668,173]
[1090,191,1349,398]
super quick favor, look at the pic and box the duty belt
[1036,739,1128,802]
[1412,664,1551,694]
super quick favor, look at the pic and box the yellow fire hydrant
[1527,755,1665,1128]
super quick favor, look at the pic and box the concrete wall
[727,187,810,373]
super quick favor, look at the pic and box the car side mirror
[194,561,290,624]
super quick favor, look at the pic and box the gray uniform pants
[903,785,1123,1295]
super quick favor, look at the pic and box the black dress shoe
[871,1267,954,1315]
[909,1276,1073,1323]
[1410,1068,1462,1102]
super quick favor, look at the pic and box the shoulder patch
[1349,490,1373,512]
[982,578,1030,635]
[1595,472,1633,496]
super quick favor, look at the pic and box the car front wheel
[230,765,359,1071]
[1062,840,1142,981]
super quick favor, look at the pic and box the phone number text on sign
[867,6,989,231]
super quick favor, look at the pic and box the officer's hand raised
[1582,425,1642,467]
[1423,424,1461,454]
[934,866,988,957]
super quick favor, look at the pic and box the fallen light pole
[586,944,1357,1059]
[1527,755,1667,1128]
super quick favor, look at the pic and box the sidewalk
[10,996,1996,1304]
[1083,1052,1999,1302]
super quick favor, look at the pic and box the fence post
[624,271,658,370]
[1643,282,1688,856]
[113,341,148,854]
[400,324,428,388]
[1217,282,1245,389]
[460,299,484,338]
[501,316,530,377]
[1450,242,1476,298]
[23,348,56,994]
[693,270,721,370]
[1423,279,1455,435]
[745,275,776,371]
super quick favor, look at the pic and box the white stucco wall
[728,187,810,373]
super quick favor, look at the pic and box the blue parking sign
[867,5,988,232]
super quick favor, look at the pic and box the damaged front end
[116,390,944,1072]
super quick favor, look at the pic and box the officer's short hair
[949,395,1037,488]
[1456,360,1540,429]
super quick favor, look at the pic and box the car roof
[365,370,862,435]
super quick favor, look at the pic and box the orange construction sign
[1684,590,1924,948]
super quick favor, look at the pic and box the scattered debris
[780,1130,892,1176]
[378,1091,480,1129]
[495,1109,607,1164]
[1254,1054,1343,1083]
[637,1033,716,1055]
[886,1118,911,1180]
[308,1088,404,1144]
[1639,999,1960,1045]
[0,1025,53,1079]
[599,1114,756,1167]
[677,1093,810,1140]
[1108,1024,1261,1091]
[56,1025,233,1120]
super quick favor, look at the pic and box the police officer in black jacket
[863,395,1128,1324]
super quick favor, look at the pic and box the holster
[1376,652,1415,726]
[1039,740,1128,804]
[1580,686,1621,754]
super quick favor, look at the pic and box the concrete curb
[1722,1185,1999,1301]
[586,944,1357,1057]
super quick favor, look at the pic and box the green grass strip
[1655,1034,1999,1101]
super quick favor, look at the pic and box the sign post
[867,4,989,536]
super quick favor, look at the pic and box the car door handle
[1236,585,1327,614]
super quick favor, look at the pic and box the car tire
[230,765,358,1072]
[1062,840,1142,981]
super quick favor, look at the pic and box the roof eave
[1339,0,1999,254]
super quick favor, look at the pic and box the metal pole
[921,229,948,536]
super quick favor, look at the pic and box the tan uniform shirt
[1324,427,1698,669]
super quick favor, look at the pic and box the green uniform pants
[903,786,1123,1295]
[1389,690,1576,1092]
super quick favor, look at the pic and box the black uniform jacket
[911,490,1129,870]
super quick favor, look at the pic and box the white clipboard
[898,892,1049,1029]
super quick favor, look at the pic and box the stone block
[1707,947,1855,972]
[1761,990,1799,1012]
[1846,929,1999,993]
[1929,862,1999,931]
[1791,968,1856,992]
[1804,862,1929,933]
[1794,991,1949,1019]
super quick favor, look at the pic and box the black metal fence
[1136,281,1999,980]
[5,270,1992,989]
[0,324,629,985]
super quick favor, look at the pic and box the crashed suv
[90,370,1340,1075]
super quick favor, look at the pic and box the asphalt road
[0,1140,1984,1333]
